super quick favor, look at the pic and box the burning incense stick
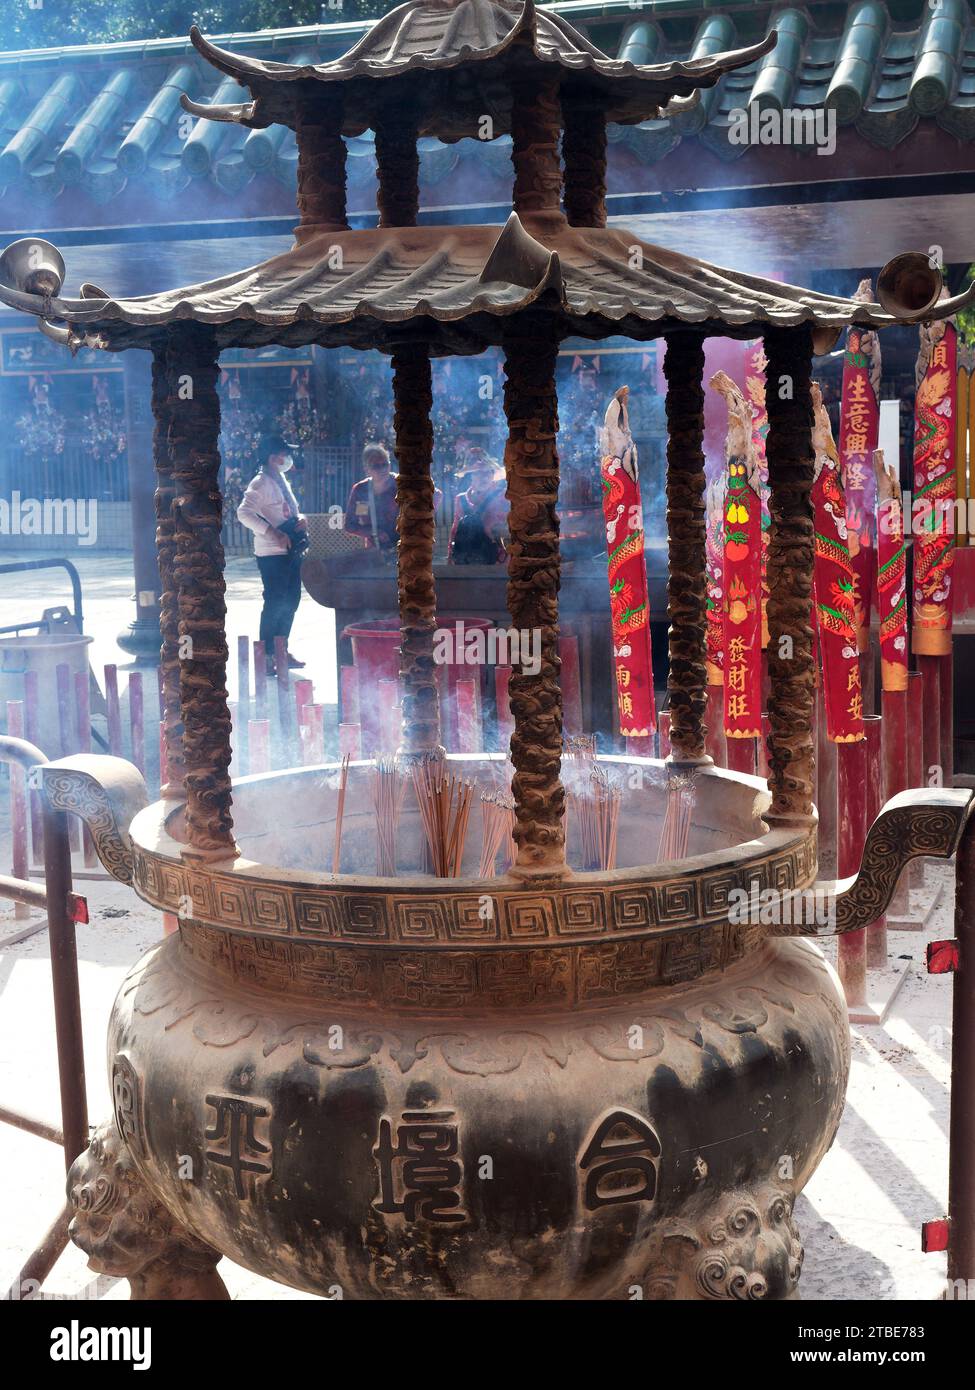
[657,772,696,863]
[478,791,516,877]
[331,753,350,875]
[412,757,474,878]
[567,766,620,871]
[372,756,406,875]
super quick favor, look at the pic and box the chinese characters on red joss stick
[600,386,656,737]
[811,385,864,742]
[839,281,881,650]
[710,372,762,739]
[705,472,726,688]
[744,344,771,648]
[872,448,908,692]
[912,314,958,656]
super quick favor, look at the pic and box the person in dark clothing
[236,433,308,675]
[344,442,399,549]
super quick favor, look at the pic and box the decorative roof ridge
[181,2,778,132]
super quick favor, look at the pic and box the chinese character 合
[579,1109,661,1211]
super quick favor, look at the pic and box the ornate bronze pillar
[763,324,816,820]
[391,343,440,756]
[561,97,607,228]
[376,106,419,228]
[295,94,348,239]
[150,344,185,796]
[510,72,563,231]
[501,314,566,873]
[663,333,709,763]
[165,324,236,860]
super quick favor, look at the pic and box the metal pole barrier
[4,1203,72,1303]
[40,799,88,1169]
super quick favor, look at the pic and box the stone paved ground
[0,552,958,1301]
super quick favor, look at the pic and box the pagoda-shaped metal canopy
[180,0,779,137]
[0,0,970,873]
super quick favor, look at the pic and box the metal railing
[0,734,89,1301]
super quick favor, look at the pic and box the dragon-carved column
[165,324,236,860]
[294,94,348,241]
[663,333,709,763]
[763,324,817,820]
[510,71,564,234]
[501,314,566,873]
[150,342,185,796]
[375,102,419,228]
[561,96,607,228]
[391,343,441,756]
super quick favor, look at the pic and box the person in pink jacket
[236,434,308,675]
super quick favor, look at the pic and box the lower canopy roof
[2,213,971,358]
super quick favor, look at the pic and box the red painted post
[339,722,362,759]
[657,711,671,760]
[340,663,360,726]
[837,738,868,1007]
[907,669,925,890]
[456,678,480,753]
[864,715,886,969]
[946,814,975,1286]
[816,686,838,877]
[883,685,910,916]
[494,666,513,753]
[275,637,291,757]
[248,719,270,774]
[254,641,268,721]
[725,736,755,776]
[301,704,325,765]
[104,664,123,756]
[939,650,954,788]
[55,664,79,851]
[705,685,725,766]
[378,679,400,754]
[6,701,29,918]
[917,654,942,787]
[129,671,145,777]
[23,671,43,864]
[73,673,97,867]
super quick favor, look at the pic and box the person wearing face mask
[237,433,308,675]
[344,442,399,549]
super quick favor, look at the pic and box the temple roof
[0,4,972,216]
[2,215,970,357]
[181,0,778,137]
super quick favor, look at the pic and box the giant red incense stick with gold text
[744,344,771,648]
[912,315,958,655]
[839,281,881,649]
[812,385,864,743]
[600,386,656,736]
[873,448,908,691]
[711,372,762,739]
[705,473,726,687]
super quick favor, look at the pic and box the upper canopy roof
[2,215,971,359]
[181,0,779,138]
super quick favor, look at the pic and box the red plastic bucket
[343,618,494,756]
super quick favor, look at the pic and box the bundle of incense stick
[331,753,350,875]
[372,756,406,876]
[564,734,597,766]
[568,766,620,872]
[478,790,516,878]
[657,773,696,864]
[411,757,475,877]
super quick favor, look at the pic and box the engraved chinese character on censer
[579,1109,661,1210]
[204,1094,272,1199]
[374,1109,465,1223]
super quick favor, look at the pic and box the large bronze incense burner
[4,0,974,1301]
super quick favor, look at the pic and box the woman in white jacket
[236,434,308,676]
